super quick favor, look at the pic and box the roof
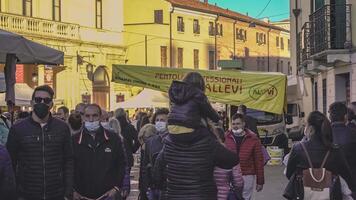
[166,0,289,32]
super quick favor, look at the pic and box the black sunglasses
[34,97,52,104]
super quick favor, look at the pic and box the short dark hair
[238,105,247,114]
[68,113,82,131]
[232,113,245,122]
[151,108,169,124]
[58,106,69,114]
[32,85,54,100]
[328,102,347,122]
[84,104,102,115]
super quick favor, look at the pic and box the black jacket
[332,122,356,190]
[6,116,73,200]
[153,128,238,200]
[245,115,260,137]
[168,81,220,129]
[0,144,16,200]
[121,123,140,167]
[143,132,167,189]
[72,127,126,199]
[286,139,356,196]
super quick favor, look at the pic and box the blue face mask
[85,121,100,132]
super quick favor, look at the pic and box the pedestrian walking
[285,111,355,200]
[143,108,169,200]
[213,125,244,200]
[57,106,69,121]
[68,113,83,135]
[153,72,238,200]
[237,105,259,138]
[6,85,73,200]
[225,113,264,200]
[108,117,131,200]
[0,144,16,200]
[138,124,157,200]
[114,108,140,167]
[72,104,126,200]
[328,102,356,196]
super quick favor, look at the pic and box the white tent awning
[113,89,169,109]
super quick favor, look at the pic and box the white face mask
[85,121,101,132]
[232,128,244,136]
[101,122,110,129]
[155,121,167,133]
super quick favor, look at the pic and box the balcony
[300,4,352,63]
[0,12,80,41]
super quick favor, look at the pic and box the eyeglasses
[34,97,52,104]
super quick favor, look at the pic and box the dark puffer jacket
[154,128,238,200]
[6,116,73,200]
[168,81,220,129]
[120,123,140,167]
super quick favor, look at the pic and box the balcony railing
[300,4,352,62]
[0,12,80,40]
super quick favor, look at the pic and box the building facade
[124,0,291,73]
[0,0,127,111]
[290,0,356,115]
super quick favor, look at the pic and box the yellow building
[0,0,127,111]
[124,0,290,74]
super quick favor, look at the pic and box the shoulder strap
[300,142,314,169]
[320,150,330,168]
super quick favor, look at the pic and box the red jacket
[225,129,265,185]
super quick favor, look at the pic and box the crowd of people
[0,71,355,200]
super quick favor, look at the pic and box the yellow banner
[112,65,286,114]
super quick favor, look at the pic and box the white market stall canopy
[0,83,34,106]
[114,89,169,109]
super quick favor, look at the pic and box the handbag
[283,171,304,200]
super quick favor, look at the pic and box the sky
[208,0,290,22]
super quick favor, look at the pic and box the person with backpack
[285,111,355,200]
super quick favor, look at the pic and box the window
[216,23,223,36]
[161,46,167,67]
[276,37,280,47]
[177,17,184,32]
[96,0,103,29]
[177,48,183,68]
[53,0,61,21]
[194,49,199,69]
[23,0,32,17]
[288,39,291,51]
[236,28,247,41]
[280,37,285,50]
[322,79,327,114]
[154,10,163,24]
[209,51,215,70]
[193,19,200,34]
[256,32,266,44]
[209,22,215,36]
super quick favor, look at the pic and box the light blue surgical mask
[85,121,100,132]
[155,121,167,133]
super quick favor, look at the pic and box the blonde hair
[109,117,123,140]
[138,123,157,146]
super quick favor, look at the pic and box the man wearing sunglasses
[7,85,73,200]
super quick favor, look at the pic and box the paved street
[127,164,288,200]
